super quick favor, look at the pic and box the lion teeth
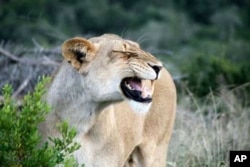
[125,82,134,90]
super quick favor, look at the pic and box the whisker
[136,33,149,45]
[120,27,128,38]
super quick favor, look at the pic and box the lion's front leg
[139,142,169,167]
[123,147,142,167]
[124,143,168,167]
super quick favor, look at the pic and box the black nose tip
[148,64,162,78]
[152,65,162,75]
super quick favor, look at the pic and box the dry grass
[167,88,250,166]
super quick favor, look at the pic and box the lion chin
[127,100,151,114]
[39,34,176,167]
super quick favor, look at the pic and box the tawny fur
[39,34,176,167]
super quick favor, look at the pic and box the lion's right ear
[62,37,98,72]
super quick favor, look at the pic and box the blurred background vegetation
[1,0,250,98]
[0,0,250,166]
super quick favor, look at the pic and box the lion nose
[148,64,162,79]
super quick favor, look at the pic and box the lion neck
[46,61,110,134]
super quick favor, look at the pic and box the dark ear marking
[72,50,86,63]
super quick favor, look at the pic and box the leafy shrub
[0,77,81,167]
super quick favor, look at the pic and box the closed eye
[112,50,138,57]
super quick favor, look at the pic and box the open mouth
[120,77,153,103]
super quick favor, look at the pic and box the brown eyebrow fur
[112,50,138,57]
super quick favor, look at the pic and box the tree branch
[0,47,60,66]
[12,72,32,98]
[0,47,21,62]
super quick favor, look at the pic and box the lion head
[61,34,163,113]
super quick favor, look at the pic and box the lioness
[39,34,176,167]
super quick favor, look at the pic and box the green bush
[182,55,250,98]
[0,77,81,167]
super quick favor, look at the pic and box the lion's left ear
[62,37,98,73]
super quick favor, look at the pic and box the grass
[167,87,250,166]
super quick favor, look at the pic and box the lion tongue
[129,80,153,99]
[129,80,142,91]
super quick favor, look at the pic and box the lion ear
[62,37,97,72]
